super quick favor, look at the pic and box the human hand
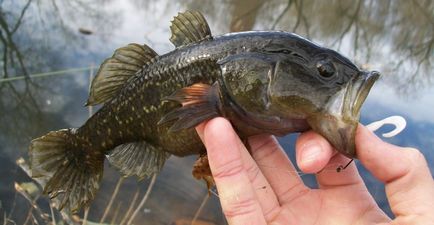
[195,117,434,225]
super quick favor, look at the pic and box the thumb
[356,125,434,221]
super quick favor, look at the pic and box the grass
[8,158,214,225]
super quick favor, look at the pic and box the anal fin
[158,82,222,132]
[107,141,170,179]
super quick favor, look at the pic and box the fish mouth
[344,71,380,120]
[307,71,380,158]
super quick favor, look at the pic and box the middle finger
[296,131,364,188]
[249,134,308,205]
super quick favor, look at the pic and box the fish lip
[337,70,380,157]
[324,71,380,121]
[344,71,380,120]
[308,71,380,158]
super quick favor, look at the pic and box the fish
[29,10,380,212]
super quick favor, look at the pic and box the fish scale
[79,56,218,153]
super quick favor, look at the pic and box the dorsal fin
[86,43,158,106]
[169,10,212,48]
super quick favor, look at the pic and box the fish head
[266,39,380,158]
[220,33,379,158]
[300,70,380,158]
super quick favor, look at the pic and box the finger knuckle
[223,196,258,219]
[253,142,280,162]
[245,163,261,183]
[263,204,281,222]
[404,147,425,163]
[278,182,308,204]
[212,159,244,180]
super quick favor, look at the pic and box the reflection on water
[0,0,433,224]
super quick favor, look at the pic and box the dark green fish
[29,10,379,212]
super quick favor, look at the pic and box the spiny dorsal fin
[86,43,158,106]
[169,10,212,48]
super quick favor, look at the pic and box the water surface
[0,0,433,224]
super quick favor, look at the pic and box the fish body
[29,11,379,212]
[79,31,334,157]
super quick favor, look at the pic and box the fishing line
[256,164,308,176]
[209,188,219,198]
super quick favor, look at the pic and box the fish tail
[29,128,104,212]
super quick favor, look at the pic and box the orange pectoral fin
[158,82,223,131]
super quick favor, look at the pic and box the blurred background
[0,0,433,224]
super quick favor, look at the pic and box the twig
[31,214,39,225]
[0,14,28,76]
[297,0,311,38]
[331,0,362,47]
[230,1,266,31]
[100,177,124,223]
[0,30,8,80]
[126,174,157,225]
[88,64,94,117]
[4,218,16,225]
[119,189,140,225]
[14,183,48,224]
[292,0,301,32]
[110,203,121,225]
[271,0,293,29]
[82,208,89,225]
[5,186,18,224]
[23,208,32,225]
[191,194,209,225]
[49,203,56,225]
[11,0,33,34]
[412,0,434,26]
[59,211,74,225]
[209,189,219,198]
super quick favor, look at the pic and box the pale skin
[195,117,434,225]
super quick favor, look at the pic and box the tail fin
[29,129,104,212]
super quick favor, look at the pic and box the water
[0,0,433,224]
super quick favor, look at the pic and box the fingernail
[301,142,322,164]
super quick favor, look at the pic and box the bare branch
[0,13,28,76]
[292,0,301,32]
[298,0,311,38]
[0,30,8,79]
[331,0,362,47]
[412,0,434,26]
[271,0,293,30]
[11,0,33,34]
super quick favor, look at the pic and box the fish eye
[316,60,336,78]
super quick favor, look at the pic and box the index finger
[356,124,434,218]
[197,118,267,225]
